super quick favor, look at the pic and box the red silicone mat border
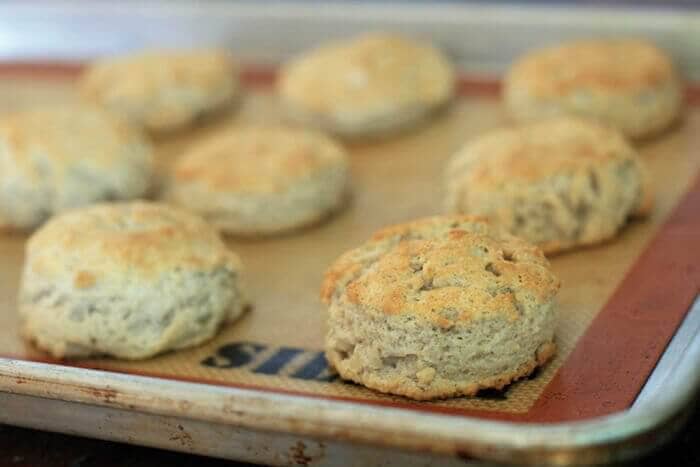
[1,62,698,423]
[1,62,699,103]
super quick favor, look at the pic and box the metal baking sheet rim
[0,1,699,465]
[0,1,699,79]
[0,299,698,465]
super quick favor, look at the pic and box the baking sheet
[0,66,698,424]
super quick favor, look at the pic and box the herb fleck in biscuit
[504,39,683,139]
[445,118,650,254]
[20,202,246,360]
[278,33,455,138]
[166,126,349,235]
[80,50,238,132]
[321,216,559,400]
[0,106,153,230]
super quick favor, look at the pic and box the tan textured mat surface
[1,69,698,421]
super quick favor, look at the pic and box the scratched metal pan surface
[0,2,700,466]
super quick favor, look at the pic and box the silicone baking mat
[0,65,698,423]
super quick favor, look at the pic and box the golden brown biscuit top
[448,118,639,188]
[321,216,559,327]
[278,33,454,115]
[172,126,348,194]
[80,49,237,100]
[0,106,151,180]
[507,39,678,96]
[26,202,241,283]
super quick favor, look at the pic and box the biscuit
[504,39,683,139]
[277,33,455,137]
[166,126,349,235]
[19,201,246,360]
[321,216,560,400]
[0,106,153,230]
[445,117,649,254]
[80,49,238,132]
